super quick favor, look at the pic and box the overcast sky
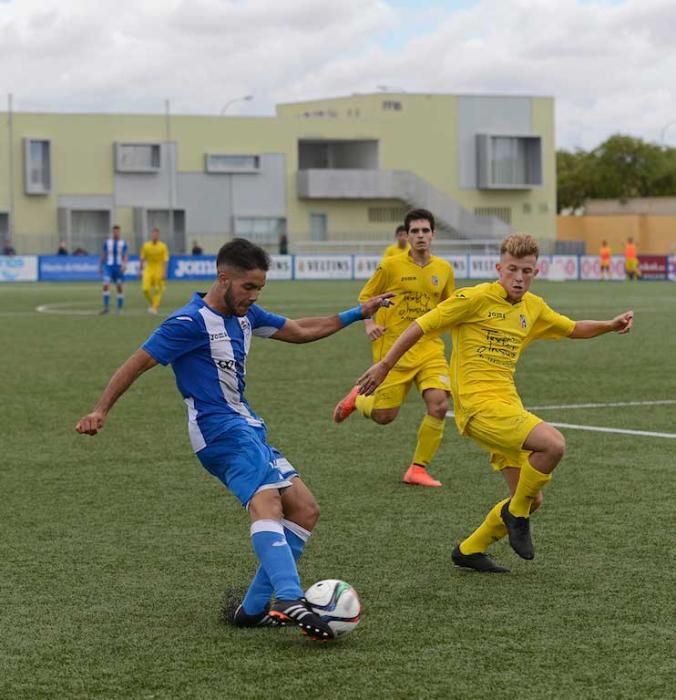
[1,0,675,150]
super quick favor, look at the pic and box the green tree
[556,149,590,212]
[557,134,676,211]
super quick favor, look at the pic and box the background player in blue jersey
[99,225,129,314]
[76,238,392,641]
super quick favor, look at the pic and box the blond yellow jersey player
[356,233,633,572]
[140,227,170,314]
[333,209,455,487]
[382,224,410,258]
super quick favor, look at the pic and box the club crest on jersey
[520,314,527,329]
[431,275,439,286]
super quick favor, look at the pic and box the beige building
[558,197,676,255]
[0,92,556,254]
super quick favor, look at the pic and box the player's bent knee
[549,430,566,464]
[248,489,284,521]
[428,401,448,420]
[295,500,320,530]
[371,409,398,425]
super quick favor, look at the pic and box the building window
[115,143,161,172]
[476,134,542,189]
[474,207,512,225]
[24,139,51,194]
[368,206,408,223]
[310,213,327,241]
[382,100,402,111]
[205,154,260,173]
[234,217,286,244]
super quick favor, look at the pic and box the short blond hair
[500,234,539,259]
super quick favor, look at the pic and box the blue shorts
[196,422,298,507]
[103,265,124,284]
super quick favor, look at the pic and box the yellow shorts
[625,258,639,273]
[372,356,450,411]
[464,400,542,471]
[143,269,166,291]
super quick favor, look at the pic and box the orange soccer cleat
[402,464,442,487]
[332,385,360,423]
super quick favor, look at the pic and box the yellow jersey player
[382,224,411,258]
[357,233,633,572]
[333,208,455,487]
[140,227,170,314]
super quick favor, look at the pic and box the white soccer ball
[304,579,361,638]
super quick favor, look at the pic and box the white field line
[548,422,676,440]
[446,399,676,440]
[528,400,676,410]
[35,302,154,317]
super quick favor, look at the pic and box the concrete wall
[557,215,676,254]
[585,197,676,216]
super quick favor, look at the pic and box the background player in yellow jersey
[382,224,410,258]
[333,209,455,487]
[140,227,170,314]
[357,233,633,571]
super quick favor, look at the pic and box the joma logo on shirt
[400,276,417,281]
[488,311,506,320]
[210,332,228,341]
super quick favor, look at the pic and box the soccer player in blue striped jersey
[99,225,129,314]
[76,238,392,641]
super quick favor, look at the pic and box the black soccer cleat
[451,544,510,573]
[501,500,535,560]
[231,603,287,628]
[268,599,335,641]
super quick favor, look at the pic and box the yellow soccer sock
[509,461,551,518]
[459,498,509,554]
[412,414,445,467]
[143,288,153,304]
[355,394,375,418]
[151,290,163,310]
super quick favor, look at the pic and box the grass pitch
[0,279,674,699]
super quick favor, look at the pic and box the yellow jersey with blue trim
[416,281,576,431]
[359,252,454,368]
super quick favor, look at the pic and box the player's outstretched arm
[569,310,634,339]
[75,349,158,436]
[271,292,394,344]
[356,321,425,395]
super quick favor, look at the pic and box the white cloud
[1,0,675,148]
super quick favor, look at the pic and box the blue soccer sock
[242,519,310,615]
[102,291,110,309]
[116,293,124,310]
[249,520,304,604]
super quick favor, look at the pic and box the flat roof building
[0,92,555,254]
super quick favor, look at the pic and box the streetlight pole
[660,120,676,146]
[220,95,253,115]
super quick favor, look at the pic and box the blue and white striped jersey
[102,238,128,266]
[142,293,287,452]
